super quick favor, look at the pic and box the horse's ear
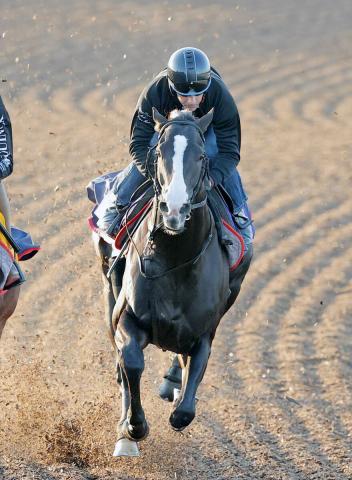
[152,107,167,132]
[196,108,214,133]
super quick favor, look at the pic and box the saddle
[87,173,245,271]
[207,186,245,271]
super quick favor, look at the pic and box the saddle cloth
[0,211,40,292]
[87,172,244,271]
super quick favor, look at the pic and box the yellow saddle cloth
[0,212,17,291]
[0,212,18,260]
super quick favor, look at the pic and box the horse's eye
[159,173,165,185]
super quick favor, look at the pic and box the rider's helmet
[167,47,211,96]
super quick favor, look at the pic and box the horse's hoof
[159,378,181,402]
[113,438,140,457]
[169,408,195,431]
[122,419,149,442]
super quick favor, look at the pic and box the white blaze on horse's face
[165,135,188,210]
[161,134,189,232]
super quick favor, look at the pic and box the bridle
[129,118,214,279]
[147,119,209,212]
[107,118,214,280]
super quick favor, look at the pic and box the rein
[138,213,214,280]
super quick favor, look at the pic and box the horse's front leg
[116,362,129,422]
[169,335,211,431]
[113,362,141,456]
[114,309,150,455]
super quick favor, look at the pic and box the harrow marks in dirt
[1,0,351,478]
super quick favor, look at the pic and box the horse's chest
[127,275,188,321]
[127,271,221,326]
[124,240,228,326]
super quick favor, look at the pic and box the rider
[0,95,19,338]
[98,47,254,248]
[0,97,40,339]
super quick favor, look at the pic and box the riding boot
[159,355,182,402]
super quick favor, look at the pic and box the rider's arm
[0,97,14,180]
[208,82,241,186]
[129,83,159,177]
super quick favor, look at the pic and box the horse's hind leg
[115,310,149,443]
[159,355,182,401]
[169,335,211,431]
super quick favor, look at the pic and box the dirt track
[1,1,352,479]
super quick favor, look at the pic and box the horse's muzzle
[160,200,192,234]
[163,215,185,233]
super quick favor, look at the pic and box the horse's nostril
[180,203,191,216]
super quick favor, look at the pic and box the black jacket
[129,68,241,185]
[0,96,13,179]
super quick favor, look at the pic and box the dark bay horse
[98,108,252,456]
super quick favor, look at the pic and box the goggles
[169,78,211,96]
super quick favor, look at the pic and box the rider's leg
[97,163,146,232]
[113,163,147,208]
[98,132,158,233]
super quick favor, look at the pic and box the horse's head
[152,107,213,234]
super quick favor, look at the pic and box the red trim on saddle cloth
[221,219,245,271]
[87,216,115,246]
[0,239,40,262]
[18,247,41,261]
[87,216,100,235]
[115,199,153,249]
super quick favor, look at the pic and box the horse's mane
[168,110,195,122]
